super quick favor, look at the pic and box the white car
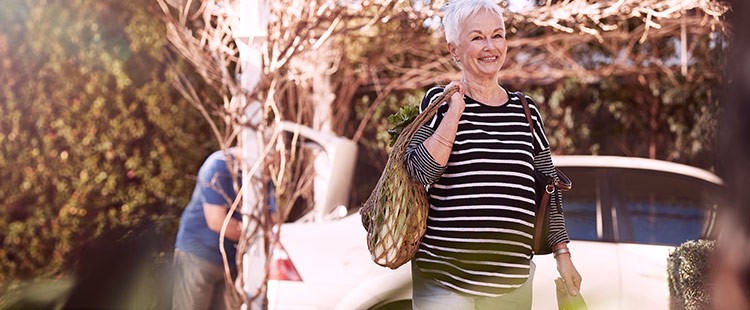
[265,155,723,310]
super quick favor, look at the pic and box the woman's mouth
[479,56,497,62]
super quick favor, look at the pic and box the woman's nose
[483,39,492,50]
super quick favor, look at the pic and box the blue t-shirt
[175,149,242,267]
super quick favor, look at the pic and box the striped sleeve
[404,127,447,185]
[528,97,570,247]
[403,86,450,185]
[421,86,450,130]
[534,148,570,247]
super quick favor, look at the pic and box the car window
[621,197,705,245]
[612,169,721,246]
[564,200,598,241]
[560,169,600,242]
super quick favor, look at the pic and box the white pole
[233,0,268,308]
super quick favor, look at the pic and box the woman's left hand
[556,254,582,296]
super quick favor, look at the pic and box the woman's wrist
[552,242,570,259]
[551,242,568,251]
[446,103,464,116]
[553,248,571,259]
[432,132,454,147]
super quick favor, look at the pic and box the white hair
[442,0,504,45]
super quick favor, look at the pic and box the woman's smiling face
[449,9,507,80]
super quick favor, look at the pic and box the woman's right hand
[445,81,467,115]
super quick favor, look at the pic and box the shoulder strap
[516,92,573,191]
[515,91,536,145]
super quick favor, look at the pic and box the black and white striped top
[404,86,570,297]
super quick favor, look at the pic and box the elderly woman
[404,0,582,308]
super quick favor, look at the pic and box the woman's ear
[447,43,457,58]
[448,43,460,65]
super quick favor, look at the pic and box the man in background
[173,148,243,310]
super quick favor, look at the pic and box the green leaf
[387,104,419,147]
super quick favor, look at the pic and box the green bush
[0,0,216,287]
[667,239,716,310]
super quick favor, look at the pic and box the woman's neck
[462,76,506,106]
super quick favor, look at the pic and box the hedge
[0,0,217,288]
[667,239,716,310]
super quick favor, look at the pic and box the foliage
[387,104,420,147]
[352,91,425,206]
[519,26,726,169]
[667,239,716,310]
[0,0,216,288]
[337,2,728,209]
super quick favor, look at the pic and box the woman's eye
[493,34,505,39]
[471,36,482,41]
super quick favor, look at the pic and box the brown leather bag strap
[555,169,573,191]
[515,92,536,145]
[534,190,552,253]
[515,91,573,192]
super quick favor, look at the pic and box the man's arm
[203,203,242,241]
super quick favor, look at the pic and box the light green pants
[412,261,536,310]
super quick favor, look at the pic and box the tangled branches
[370,0,730,89]
[157,0,730,307]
